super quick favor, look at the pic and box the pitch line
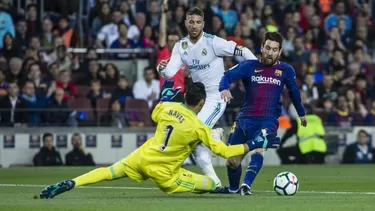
[0,184,375,195]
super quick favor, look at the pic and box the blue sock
[243,153,264,187]
[227,165,241,192]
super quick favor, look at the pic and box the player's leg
[225,120,248,193]
[193,101,226,186]
[40,150,146,199]
[159,168,216,194]
[240,118,279,195]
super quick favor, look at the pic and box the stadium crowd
[0,0,374,128]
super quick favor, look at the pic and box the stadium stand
[0,0,374,128]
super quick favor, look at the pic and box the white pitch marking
[0,184,375,195]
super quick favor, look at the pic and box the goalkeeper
[40,81,280,198]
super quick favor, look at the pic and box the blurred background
[0,0,374,167]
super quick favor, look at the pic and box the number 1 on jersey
[160,125,174,151]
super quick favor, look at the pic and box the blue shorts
[228,117,279,145]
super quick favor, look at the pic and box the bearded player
[157,7,257,187]
[212,31,307,195]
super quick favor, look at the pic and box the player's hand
[160,80,181,102]
[221,90,233,103]
[157,59,170,73]
[246,130,280,150]
[300,116,307,127]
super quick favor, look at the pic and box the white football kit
[158,32,257,186]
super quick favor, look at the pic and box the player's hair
[262,32,283,49]
[185,82,206,106]
[186,7,204,19]
[42,133,53,142]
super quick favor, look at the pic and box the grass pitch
[0,165,374,211]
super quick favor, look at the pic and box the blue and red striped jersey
[219,60,305,119]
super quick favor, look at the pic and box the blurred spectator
[288,37,309,62]
[217,0,238,34]
[304,51,323,82]
[100,99,128,128]
[86,80,111,104]
[65,133,95,166]
[111,76,133,105]
[91,3,111,38]
[128,12,146,41]
[33,133,63,166]
[14,19,29,52]
[227,25,244,46]
[110,22,136,58]
[0,2,15,49]
[363,99,375,125]
[82,59,104,86]
[282,27,296,57]
[102,63,119,85]
[0,80,25,126]
[210,15,224,36]
[46,62,60,82]
[96,9,123,48]
[169,5,187,35]
[55,70,77,100]
[327,95,356,127]
[51,45,73,72]
[28,62,49,94]
[0,70,7,97]
[319,39,335,63]
[324,0,352,33]
[45,36,64,64]
[141,25,156,48]
[317,75,338,105]
[45,88,76,126]
[119,1,135,27]
[342,130,374,164]
[21,80,54,126]
[277,105,326,164]
[26,4,41,35]
[54,16,77,48]
[309,14,325,48]
[133,66,159,109]
[40,17,55,49]
[146,0,160,29]
[6,57,25,83]
[1,33,21,61]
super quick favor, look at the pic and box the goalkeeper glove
[160,80,181,102]
[246,129,280,150]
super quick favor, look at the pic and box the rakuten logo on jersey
[251,76,281,86]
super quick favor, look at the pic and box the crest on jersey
[202,48,207,56]
[182,41,188,50]
[275,69,283,77]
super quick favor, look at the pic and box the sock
[73,167,114,187]
[201,164,222,187]
[227,164,242,192]
[243,153,264,187]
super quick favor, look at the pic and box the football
[273,171,299,196]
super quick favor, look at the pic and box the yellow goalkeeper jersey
[138,102,245,176]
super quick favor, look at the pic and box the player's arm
[212,36,257,60]
[196,125,249,158]
[219,61,251,91]
[284,65,306,118]
[157,44,184,79]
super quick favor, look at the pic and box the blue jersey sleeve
[219,61,252,92]
[284,64,306,117]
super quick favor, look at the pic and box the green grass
[0,165,374,211]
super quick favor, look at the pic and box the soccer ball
[273,171,299,196]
